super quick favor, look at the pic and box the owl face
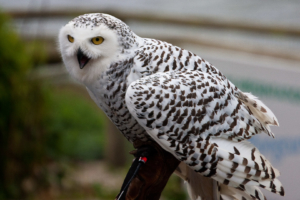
[58,14,122,84]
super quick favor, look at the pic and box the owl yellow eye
[67,35,74,43]
[91,36,104,45]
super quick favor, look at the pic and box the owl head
[58,13,139,84]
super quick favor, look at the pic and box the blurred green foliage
[162,175,187,200]
[92,183,118,199]
[0,11,48,198]
[0,12,107,199]
[45,88,106,161]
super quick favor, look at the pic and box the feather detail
[126,70,284,198]
[61,13,285,199]
[238,92,279,133]
[175,162,267,200]
[174,162,220,200]
[211,137,283,196]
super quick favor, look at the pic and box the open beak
[77,48,91,69]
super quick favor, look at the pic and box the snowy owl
[59,13,284,200]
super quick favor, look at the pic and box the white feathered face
[58,18,120,84]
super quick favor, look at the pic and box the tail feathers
[175,162,220,200]
[238,92,279,137]
[217,181,265,200]
[217,150,280,181]
[214,138,280,177]
[241,185,265,200]
[259,179,285,196]
[211,138,284,196]
[175,162,267,200]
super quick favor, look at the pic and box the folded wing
[125,69,284,199]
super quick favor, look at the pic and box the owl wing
[125,69,284,199]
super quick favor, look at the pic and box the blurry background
[0,0,300,199]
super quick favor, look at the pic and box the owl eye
[91,36,104,45]
[67,35,74,43]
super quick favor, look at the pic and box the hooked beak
[77,48,91,69]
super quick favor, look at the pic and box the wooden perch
[116,141,180,200]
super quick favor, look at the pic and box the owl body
[59,13,284,200]
[86,37,233,143]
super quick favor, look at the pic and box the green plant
[0,11,50,198]
[161,175,187,200]
[45,88,107,161]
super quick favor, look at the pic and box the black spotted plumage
[60,13,284,200]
